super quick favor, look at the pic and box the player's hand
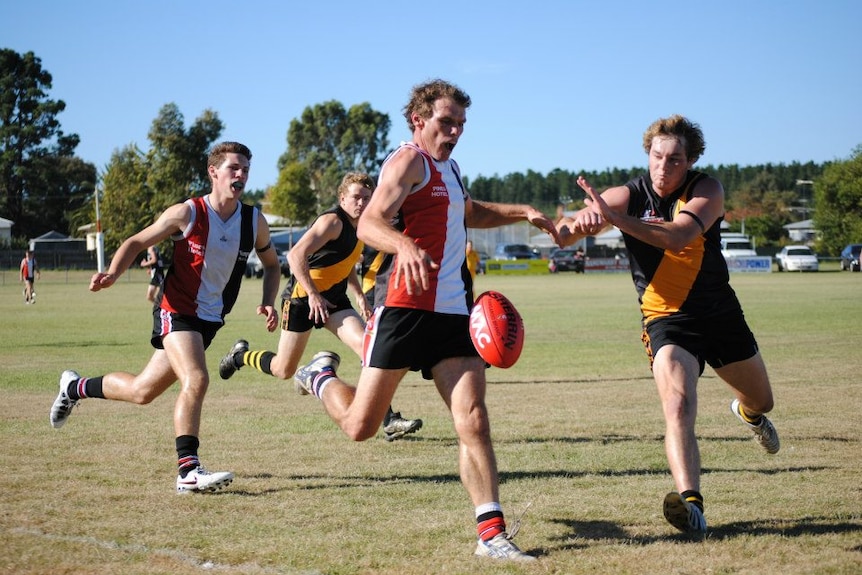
[89,272,117,292]
[257,305,278,332]
[393,245,438,295]
[525,207,564,247]
[357,297,371,320]
[577,176,613,229]
[307,293,335,325]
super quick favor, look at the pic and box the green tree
[0,48,94,238]
[146,103,223,212]
[95,105,223,254]
[813,145,862,255]
[99,145,150,253]
[278,101,390,208]
[267,161,317,229]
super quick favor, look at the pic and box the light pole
[796,179,814,221]
[94,186,105,272]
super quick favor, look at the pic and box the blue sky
[4,0,860,192]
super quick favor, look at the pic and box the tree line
[2,47,860,260]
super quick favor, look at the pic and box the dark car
[839,243,862,271]
[548,248,585,273]
[494,243,536,260]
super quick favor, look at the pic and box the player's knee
[132,389,160,405]
[452,408,491,441]
[343,421,376,442]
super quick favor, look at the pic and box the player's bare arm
[578,175,724,252]
[254,212,280,332]
[287,212,343,324]
[555,180,627,247]
[358,147,437,295]
[467,199,562,245]
[347,268,369,319]
[90,202,190,292]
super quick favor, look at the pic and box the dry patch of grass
[1,271,860,574]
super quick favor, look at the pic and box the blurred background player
[219,172,422,441]
[49,141,280,494]
[20,249,39,304]
[140,244,165,303]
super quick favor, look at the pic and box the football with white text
[469,291,524,368]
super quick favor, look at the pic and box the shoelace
[506,501,532,540]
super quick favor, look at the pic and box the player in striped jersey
[556,115,779,537]
[49,142,281,494]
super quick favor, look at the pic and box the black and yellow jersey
[282,206,363,301]
[623,170,741,325]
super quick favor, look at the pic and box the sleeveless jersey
[623,170,741,324]
[284,205,363,301]
[160,196,256,323]
[380,143,471,315]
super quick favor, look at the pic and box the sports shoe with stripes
[50,370,81,429]
[176,466,234,494]
[731,399,780,454]
[474,533,536,561]
[663,492,707,537]
[294,351,341,396]
[218,339,248,380]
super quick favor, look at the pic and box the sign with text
[725,256,773,273]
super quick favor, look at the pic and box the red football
[469,291,525,368]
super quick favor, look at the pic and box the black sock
[67,376,105,400]
[176,435,200,477]
[681,490,704,512]
[383,406,396,426]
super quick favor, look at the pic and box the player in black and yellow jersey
[219,172,421,440]
[556,115,779,538]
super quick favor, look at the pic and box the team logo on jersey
[641,209,664,223]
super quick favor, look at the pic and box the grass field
[2,267,860,575]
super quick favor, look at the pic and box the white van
[720,234,757,258]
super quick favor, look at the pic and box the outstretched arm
[467,199,562,246]
[576,175,723,252]
[90,203,190,292]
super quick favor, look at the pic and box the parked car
[548,248,585,273]
[246,249,290,278]
[494,243,537,260]
[839,243,862,271]
[775,245,819,272]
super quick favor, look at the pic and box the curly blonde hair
[338,172,375,196]
[402,79,471,131]
[642,115,705,163]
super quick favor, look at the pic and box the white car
[775,245,819,272]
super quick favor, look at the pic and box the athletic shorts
[362,307,479,380]
[149,268,164,287]
[642,310,759,375]
[151,308,222,350]
[281,292,355,332]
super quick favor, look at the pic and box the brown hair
[207,141,252,169]
[338,172,375,196]
[402,79,471,131]
[642,115,705,163]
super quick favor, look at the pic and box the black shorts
[151,308,222,350]
[149,268,164,287]
[363,307,479,380]
[642,310,759,375]
[281,293,355,332]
